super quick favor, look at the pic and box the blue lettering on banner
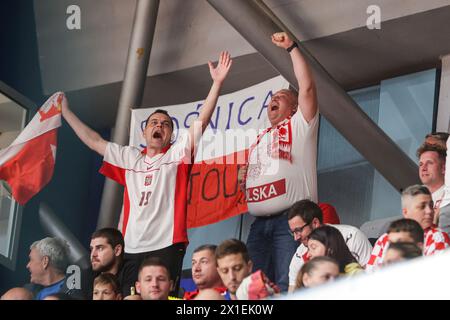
[139,119,147,149]
[184,103,202,128]
[171,116,180,142]
[257,90,274,120]
[136,88,277,148]
[208,106,221,133]
[238,96,254,126]
[140,119,147,132]
[225,102,234,130]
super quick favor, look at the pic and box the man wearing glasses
[286,199,372,293]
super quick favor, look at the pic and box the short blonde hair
[93,273,120,294]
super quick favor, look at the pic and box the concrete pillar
[39,203,90,270]
[97,0,160,229]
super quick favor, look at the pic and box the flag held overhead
[0,92,63,205]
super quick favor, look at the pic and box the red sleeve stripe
[99,161,126,186]
[122,185,131,237]
[172,162,190,245]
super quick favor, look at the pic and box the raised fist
[271,32,294,50]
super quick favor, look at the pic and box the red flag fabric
[236,270,280,300]
[130,76,289,229]
[187,150,248,228]
[0,93,63,205]
[319,202,341,225]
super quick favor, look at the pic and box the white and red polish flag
[0,92,63,205]
[130,77,289,228]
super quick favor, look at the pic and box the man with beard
[62,51,233,293]
[90,228,138,297]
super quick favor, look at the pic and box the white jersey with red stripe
[245,110,319,216]
[288,224,373,286]
[366,226,450,270]
[365,233,389,271]
[100,133,191,254]
[288,244,309,287]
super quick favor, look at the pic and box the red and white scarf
[249,116,293,163]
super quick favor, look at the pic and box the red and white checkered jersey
[423,227,450,255]
[366,227,450,270]
[99,133,191,253]
[365,233,389,271]
[288,224,373,286]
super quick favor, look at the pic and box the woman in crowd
[307,225,363,275]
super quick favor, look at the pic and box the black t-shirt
[116,259,139,297]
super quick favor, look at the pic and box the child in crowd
[93,273,122,300]
[387,218,424,249]
[295,256,340,289]
[383,242,423,266]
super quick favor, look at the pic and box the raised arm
[61,94,108,156]
[272,32,318,122]
[189,51,232,148]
